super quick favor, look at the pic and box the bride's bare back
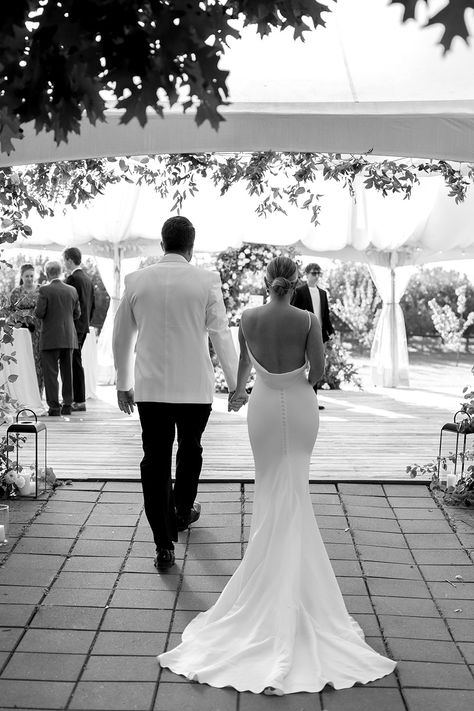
[240,303,323,375]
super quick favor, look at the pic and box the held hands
[117,388,135,415]
[228,390,249,412]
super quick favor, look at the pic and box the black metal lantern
[437,410,474,485]
[6,409,47,498]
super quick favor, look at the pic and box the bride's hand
[228,390,248,412]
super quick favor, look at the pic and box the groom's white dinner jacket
[112,254,238,403]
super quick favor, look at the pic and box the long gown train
[158,351,396,694]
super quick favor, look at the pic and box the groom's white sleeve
[112,285,137,392]
[206,273,238,392]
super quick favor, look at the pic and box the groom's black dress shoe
[154,549,175,571]
[318,405,325,410]
[177,502,201,532]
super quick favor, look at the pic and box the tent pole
[390,264,398,387]
[113,244,122,306]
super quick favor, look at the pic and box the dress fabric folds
[158,351,397,694]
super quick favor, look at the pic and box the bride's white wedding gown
[158,346,397,694]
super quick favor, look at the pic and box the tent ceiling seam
[336,14,358,103]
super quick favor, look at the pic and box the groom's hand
[228,390,248,412]
[227,391,236,412]
[117,388,135,415]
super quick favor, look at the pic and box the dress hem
[157,657,398,695]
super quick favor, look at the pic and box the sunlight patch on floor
[365,386,461,414]
[324,396,415,419]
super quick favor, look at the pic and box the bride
[158,256,397,694]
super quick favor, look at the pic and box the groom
[112,217,238,570]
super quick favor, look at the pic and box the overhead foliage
[0,0,469,155]
[1,150,473,252]
[0,158,121,254]
[391,0,474,51]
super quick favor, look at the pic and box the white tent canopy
[1,0,474,167]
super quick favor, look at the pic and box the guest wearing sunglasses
[291,263,334,410]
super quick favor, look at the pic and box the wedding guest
[291,263,334,410]
[9,263,43,394]
[63,247,95,412]
[35,261,80,416]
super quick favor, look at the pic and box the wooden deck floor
[18,378,463,482]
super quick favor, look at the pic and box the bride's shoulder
[289,304,312,320]
[241,305,265,323]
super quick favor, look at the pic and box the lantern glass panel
[0,504,9,545]
[15,431,47,497]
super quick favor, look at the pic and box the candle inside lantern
[17,478,34,497]
[0,505,8,544]
[447,472,457,489]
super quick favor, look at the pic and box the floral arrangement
[0,433,23,498]
[407,368,474,506]
[317,339,362,391]
[406,448,474,507]
[215,242,301,325]
[0,433,56,499]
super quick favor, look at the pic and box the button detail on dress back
[280,390,288,455]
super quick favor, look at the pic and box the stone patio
[0,481,473,711]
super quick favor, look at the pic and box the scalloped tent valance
[10,171,474,388]
[11,173,474,263]
[2,0,474,166]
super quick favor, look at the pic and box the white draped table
[0,327,45,414]
[1,327,98,416]
[82,327,98,400]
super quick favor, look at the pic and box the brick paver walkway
[0,481,473,711]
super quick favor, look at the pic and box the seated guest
[35,261,81,416]
[9,263,43,395]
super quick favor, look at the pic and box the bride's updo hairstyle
[266,256,299,296]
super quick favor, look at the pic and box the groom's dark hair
[161,216,195,253]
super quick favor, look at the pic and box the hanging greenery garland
[1,151,473,255]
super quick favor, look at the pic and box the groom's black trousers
[137,402,212,550]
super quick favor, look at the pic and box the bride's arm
[231,323,252,405]
[307,314,325,386]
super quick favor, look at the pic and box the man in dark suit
[291,262,334,410]
[35,261,81,416]
[63,247,95,412]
